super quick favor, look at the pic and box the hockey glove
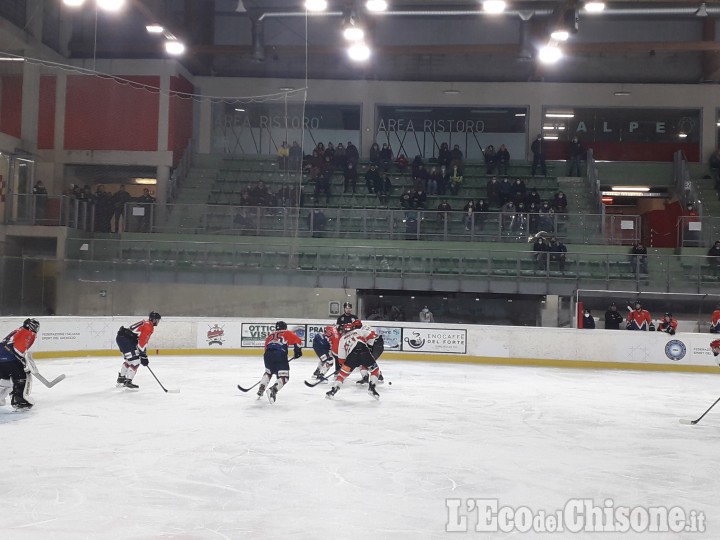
[294,345,302,358]
[139,352,149,366]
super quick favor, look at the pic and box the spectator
[604,302,624,330]
[710,304,720,333]
[314,169,332,205]
[528,202,540,234]
[484,145,496,175]
[437,199,452,226]
[538,201,555,232]
[308,208,327,237]
[112,184,131,233]
[514,201,528,233]
[449,165,463,196]
[476,199,489,231]
[511,178,526,205]
[377,175,392,205]
[449,144,464,170]
[526,187,541,207]
[496,144,510,176]
[400,189,414,210]
[343,161,358,193]
[710,148,720,190]
[531,134,547,177]
[463,199,476,231]
[581,309,595,329]
[369,142,381,165]
[708,240,720,268]
[486,176,500,208]
[289,141,303,170]
[413,164,429,188]
[533,236,548,269]
[630,242,648,275]
[32,180,48,222]
[365,164,380,194]
[324,142,335,163]
[657,312,677,335]
[411,155,425,178]
[626,301,653,331]
[498,177,512,206]
[334,142,346,170]
[412,185,427,210]
[567,137,584,176]
[94,184,113,232]
[427,167,441,196]
[277,141,289,170]
[419,306,434,323]
[395,153,409,173]
[553,191,568,215]
[138,188,155,232]
[548,237,567,271]
[438,142,451,168]
[379,143,393,172]
[438,165,449,196]
[501,200,516,232]
[345,141,359,168]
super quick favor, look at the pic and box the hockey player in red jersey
[711,339,720,357]
[711,306,720,333]
[657,312,678,335]
[259,321,303,403]
[626,302,653,331]
[116,311,161,389]
[326,319,382,400]
[0,318,39,410]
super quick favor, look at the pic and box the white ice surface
[1,356,719,540]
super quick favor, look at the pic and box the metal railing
[674,149,702,213]
[7,194,97,231]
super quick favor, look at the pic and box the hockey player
[116,311,161,389]
[0,318,39,410]
[312,325,339,380]
[356,327,385,385]
[259,321,302,403]
[326,319,382,400]
[657,312,678,335]
[336,301,358,327]
[711,305,720,333]
[626,302,653,331]
[711,339,720,357]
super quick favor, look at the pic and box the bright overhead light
[63,0,86,6]
[165,40,185,55]
[343,25,365,41]
[515,113,526,117]
[483,1,506,14]
[97,0,125,11]
[348,42,371,61]
[234,108,245,112]
[543,135,559,140]
[678,133,688,138]
[550,29,570,41]
[584,1,606,13]
[542,125,556,130]
[546,112,574,118]
[305,0,327,11]
[146,24,164,34]
[366,0,388,12]
[538,44,562,64]
[0,56,24,62]
[614,91,631,96]
[611,186,650,192]
[443,89,460,95]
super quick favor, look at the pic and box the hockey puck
[388,381,392,385]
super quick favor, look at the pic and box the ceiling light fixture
[146,24,164,34]
[97,0,125,11]
[611,186,650,192]
[550,29,570,41]
[348,42,371,62]
[343,20,365,41]
[234,108,245,112]
[584,1,606,13]
[305,0,328,11]
[546,112,574,118]
[366,0,388,12]
[62,0,86,6]
[443,89,460,95]
[614,91,631,97]
[515,113,526,117]
[678,132,688,138]
[0,56,25,62]
[165,40,185,55]
[538,44,562,64]
[543,135,560,140]
[483,1,506,14]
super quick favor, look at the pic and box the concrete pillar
[198,99,212,153]
[155,164,169,223]
[158,72,170,156]
[52,71,67,193]
[20,60,40,153]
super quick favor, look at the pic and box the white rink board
[3,316,718,369]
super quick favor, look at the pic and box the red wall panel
[38,76,56,150]
[0,75,22,139]
[64,75,159,151]
[168,75,194,165]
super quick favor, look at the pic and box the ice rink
[2,355,719,540]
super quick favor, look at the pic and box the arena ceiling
[46,1,720,83]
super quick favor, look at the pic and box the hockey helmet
[324,325,335,338]
[342,323,355,333]
[23,318,40,333]
[665,312,672,318]
[149,311,162,325]
[352,319,363,329]
[276,321,288,331]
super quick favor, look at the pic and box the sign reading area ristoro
[401,328,467,354]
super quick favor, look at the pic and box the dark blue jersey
[313,332,332,357]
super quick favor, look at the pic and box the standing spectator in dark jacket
[112,184,131,233]
[365,164,380,194]
[369,142,381,165]
[94,184,112,232]
[345,142,359,168]
[531,135,547,177]
[450,144,464,171]
[289,141,303,170]
[379,143,393,172]
[604,303,624,329]
[32,180,48,222]
[548,236,567,271]
[708,240,720,271]
[484,145,496,175]
[343,162,358,193]
[533,236,549,269]
[496,144,510,176]
[486,177,500,208]
[438,143,451,168]
[567,137,584,176]
[138,188,156,233]
[630,242,648,275]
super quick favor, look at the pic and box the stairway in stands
[557,176,597,245]
[164,155,223,233]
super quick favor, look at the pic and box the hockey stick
[146,365,180,393]
[679,396,720,425]
[25,353,66,388]
[304,369,340,388]
[238,356,298,393]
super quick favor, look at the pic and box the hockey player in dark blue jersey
[312,325,338,380]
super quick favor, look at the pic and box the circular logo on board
[404,331,426,349]
[665,340,686,361]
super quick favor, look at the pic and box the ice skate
[11,395,33,410]
[312,368,321,379]
[325,386,339,399]
[123,379,139,390]
[367,382,380,400]
[356,374,369,385]
[257,384,266,399]
[116,373,128,387]
[266,384,278,404]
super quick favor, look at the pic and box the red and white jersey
[128,319,155,351]
[327,326,341,356]
[712,310,720,332]
[337,325,378,362]
[2,327,36,357]
[627,309,652,331]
